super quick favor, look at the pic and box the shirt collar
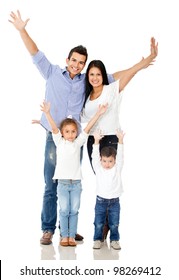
[62,67,81,79]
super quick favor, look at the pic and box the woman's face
[88,67,103,88]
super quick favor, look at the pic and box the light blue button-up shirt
[32,51,114,132]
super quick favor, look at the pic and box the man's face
[66,52,86,78]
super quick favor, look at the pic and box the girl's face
[61,124,78,142]
[88,67,103,87]
[101,156,116,169]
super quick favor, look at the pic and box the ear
[66,58,69,65]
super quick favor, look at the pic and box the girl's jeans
[94,196,120,241]
[58,180,82,238]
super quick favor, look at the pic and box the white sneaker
[93,240,103,249]
[110,241,121,250]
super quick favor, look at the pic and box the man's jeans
[57,180,82,238]
[94,196,120,241]
[41,131,57,233]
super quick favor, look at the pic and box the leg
[69,181,82,238]
[108,198,120,241]
[102,210,110,241]
[93,196,107,241]
[58,181,70,238]
[41,132,57,234]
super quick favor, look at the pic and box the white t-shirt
[52,130,88,179]
[92,143,124,199]
[81,80,122,135]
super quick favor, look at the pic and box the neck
[90,85,103,99]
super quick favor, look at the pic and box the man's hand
[9,10,30,31]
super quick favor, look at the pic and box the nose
[73,61,79,68]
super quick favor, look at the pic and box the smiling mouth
[72,67,78,71]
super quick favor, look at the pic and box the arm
[113,37,158,92]
[40,101,59,134]
[84,104,108,134]
[116,129,125,144]
[9,10,38,55]
[93,130,104,145]
[116,130,125,170]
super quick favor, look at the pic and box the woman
[81,60,124,171]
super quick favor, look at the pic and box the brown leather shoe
[69,238,77,246]
[75,233,84,241]
[40,231,53,245]
[60,237,69,246]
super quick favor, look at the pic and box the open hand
[9,10,30,31]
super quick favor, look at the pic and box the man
[9,10,158,245]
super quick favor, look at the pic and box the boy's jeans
[94,196,120,241]
[58,180,82,238]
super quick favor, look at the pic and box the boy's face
[66,52,86,79]
[101,156,116,170]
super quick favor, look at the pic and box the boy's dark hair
[59,118,78,132]
[68,45,88,62]
[100,146,117,159]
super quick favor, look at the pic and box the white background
[1,0,179,279]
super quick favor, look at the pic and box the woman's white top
[81,80,122,135]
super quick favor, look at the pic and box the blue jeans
[41,131,57,233]
[94,196,120,241]
[57,180,82,238]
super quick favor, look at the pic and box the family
[9,10,158,250]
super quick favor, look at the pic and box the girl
[41,100,107,246]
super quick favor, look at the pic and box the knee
[94,223,104,230]
[109,224,119,231]
[70,208,79,216]
[60,209,69,217]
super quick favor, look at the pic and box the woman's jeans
[57,180,82,238]
[41,131,83,234]
[94,196,120,241]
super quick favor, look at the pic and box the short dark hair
[100,146,117,159]
[59,118,78,132]
[68,45,88,62]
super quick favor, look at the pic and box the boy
[92,130,125,250]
